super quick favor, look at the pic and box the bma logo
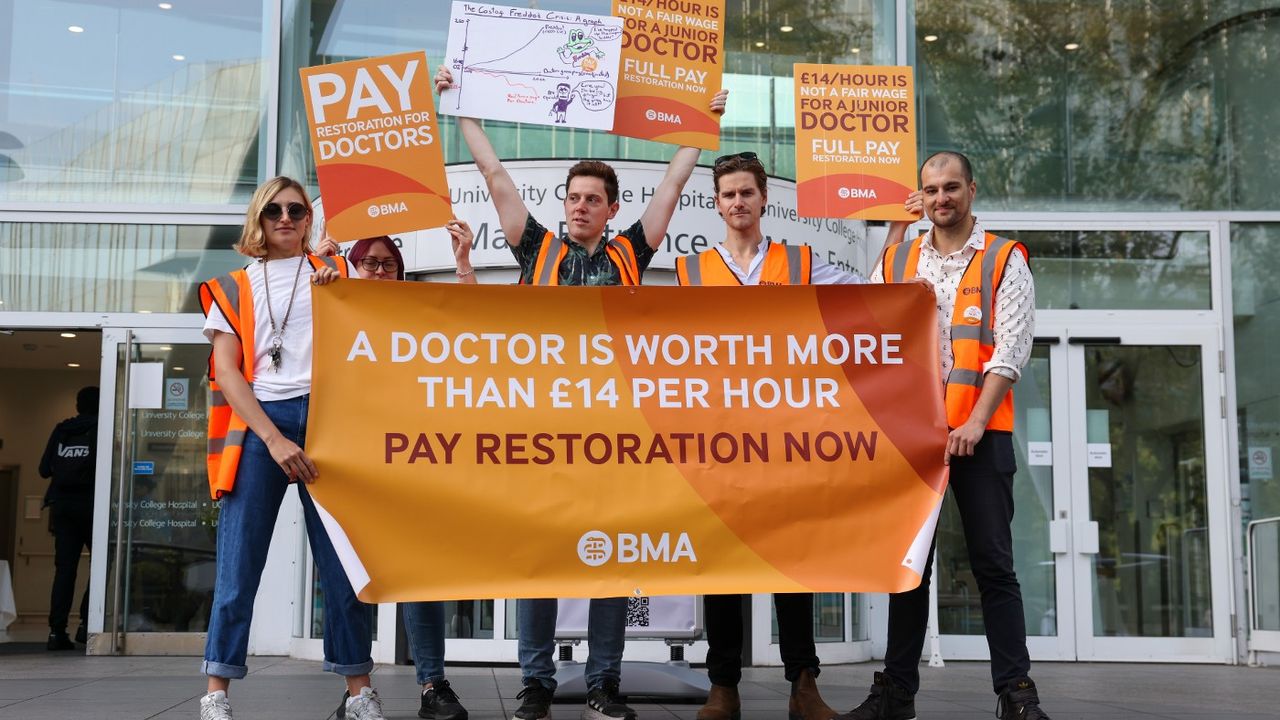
[57,444,90,458]
[836,187,878,200]
[644,109,683,125]
[367,201,408,218]
[577,531,613,567]
[577,530,698,566]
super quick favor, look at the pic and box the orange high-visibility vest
[198,254,347,499]
[526,231,641,286]
[883,233,1028,432]
[675,241,813,286]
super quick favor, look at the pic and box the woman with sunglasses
[196,176,385,720]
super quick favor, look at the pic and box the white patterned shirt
[871,219,1035,383]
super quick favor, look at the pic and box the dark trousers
[883,432,1031,695]
[704,593,819,686]
[48,498,93,633]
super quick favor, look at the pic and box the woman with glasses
[318,220,479,285]
[314,220,475,720]
[196,176,385,720]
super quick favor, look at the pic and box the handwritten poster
[440,1,624,131]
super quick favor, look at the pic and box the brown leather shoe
[789,668,837,720]
[696,683,741,720]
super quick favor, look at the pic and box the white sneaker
[345,686,386,720]
[199,690,233,720]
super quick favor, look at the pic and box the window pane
[1001,230,1211,310]
[0,223,244,314]
[442,600,495,639]
[279,0,893,189]
[0,1,268,203]
[1231,223,1280,631]
[769,593,853,644]
[938,344,1056,637]
[916,1,1280,210]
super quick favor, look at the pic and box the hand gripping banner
[305,281,948,602]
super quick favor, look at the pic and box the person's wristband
[456,268,475,278]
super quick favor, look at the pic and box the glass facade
[1001,230,1213,311]
[916,0,1280,210]
[0,0,270,204]
[0,223,245,313]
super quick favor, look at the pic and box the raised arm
[875,189,924,269]
[639,89,728,249]
[436,67,531,245]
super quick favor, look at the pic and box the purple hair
[347,235,405,281]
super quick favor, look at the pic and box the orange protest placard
[794,64,917,221]
[610,0,724,150]
[299,51,452,240]
[306,281,948,602]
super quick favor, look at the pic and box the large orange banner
[306,282,947,602]
[794,64,917,221]
[610,0,724,150]
[299,51,452,240]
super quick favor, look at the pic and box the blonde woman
[196,176,384,720]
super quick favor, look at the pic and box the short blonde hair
[235,176,314,257]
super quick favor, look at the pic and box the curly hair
[234,176,314,258]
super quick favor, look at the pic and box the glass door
[937,322,1233,663]
[936,337,1075,661]
[100,327,216,655]
[1065,324,1233,662]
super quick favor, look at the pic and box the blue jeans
[518,597,626,691]
[202,395,374,679]
[403,601,447,684]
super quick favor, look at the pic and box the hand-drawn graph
[440,1,623,131]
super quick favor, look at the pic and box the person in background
[39,385,98,651]
[196,176,384,720]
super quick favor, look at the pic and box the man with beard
[838,151,1048,720]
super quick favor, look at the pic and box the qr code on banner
[626,597,650,627]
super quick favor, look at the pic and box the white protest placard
[440,1,623,130]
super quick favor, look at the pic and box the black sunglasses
[261,202,309,222]
[714,151,761,167]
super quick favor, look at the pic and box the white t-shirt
[202,256,355,402]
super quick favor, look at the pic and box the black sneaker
[997,677,1051,720]
[46,631,74,651]
[422,679,469,720]
[834,672,916,720]
[582,682,635,720]
[514,683,554,720]
[74,625,87,645]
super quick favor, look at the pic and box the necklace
[261,254,308,372]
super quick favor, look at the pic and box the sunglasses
[714,151,761,167]
[261,202,309,222]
